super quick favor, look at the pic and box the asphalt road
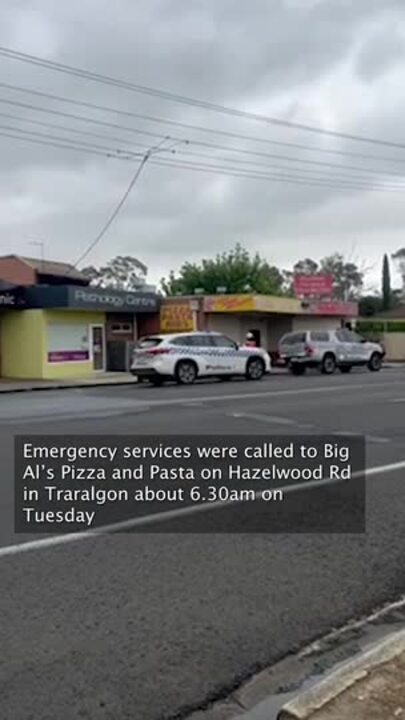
[1,369,405,720]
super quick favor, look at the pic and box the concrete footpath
[278,629,405,720]
[0,364,402,393]
[0,372,139,393]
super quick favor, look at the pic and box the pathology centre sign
[0,292,16,306]
[68,287,160,312]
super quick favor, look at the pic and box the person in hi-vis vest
[244,332,257,348]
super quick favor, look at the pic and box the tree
[293,258,319,275]
[382,254,392,311]
[81,255,148,291]
[392,248,405,295]
[319,254,363,301]
[161,244,284,296]
[358,295,383,317]
[288,253,363,300]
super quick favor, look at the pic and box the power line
[1,45,405,150]
[176,141,405,179]
[0,128,127,159]
[2,123,404,193]
[0,95,169,142]
[150,157,405,193]
[8,114,405,186]
[72,156,149,268]
[174,148,405,187]
[0,111,161,149]
[71,137,179,269]
[3,121,405,189]
[149,157,405,193]
[1,81,405,168]
[0,122,147,158]
[2,92,405,181]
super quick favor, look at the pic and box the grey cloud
[355,23,405,82]
[0,0,405,284]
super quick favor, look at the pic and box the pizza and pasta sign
[160,304,195,332]
[293,274,334,298]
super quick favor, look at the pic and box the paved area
[0,364,401,393]
[1,369,405,720]
[0,371,138,392]
[307,649,405,720]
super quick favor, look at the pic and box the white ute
[131,331,271,385]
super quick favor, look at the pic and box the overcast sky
[0,0,405,291]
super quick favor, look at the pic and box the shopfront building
[0,285,160,379]
[157,294,358,353]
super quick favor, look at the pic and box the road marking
[231,412,297,425]
[134,380,405,408]
[332,431,390,444]
[180,402,205,407]
[366,436,391,444]
[2,380,401,424]
[2,459,405,559]
[390,398,405,403]
[332,431,359,436]
[0,407,152,425]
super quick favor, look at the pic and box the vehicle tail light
[146,347,170,355]
[305,344,314,356]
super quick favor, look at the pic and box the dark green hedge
[357,320,405,333]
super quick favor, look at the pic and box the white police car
[131,332,271,385]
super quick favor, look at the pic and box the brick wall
[137,313,160,337]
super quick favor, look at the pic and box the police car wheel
[246,357,265,380]
[176,360,197,385]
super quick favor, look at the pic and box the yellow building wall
[43,310,106,379]
[1,310,46,379]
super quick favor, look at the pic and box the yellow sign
[160,304,194,332]
[204,294,301,314]
[203,295,256,312]
[254,295,301,314]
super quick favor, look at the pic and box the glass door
[90,325,105,371]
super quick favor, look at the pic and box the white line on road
[0,380,402,424]
[231,412,297,425]
[390,398,405,403]
[1,408,153,425]
[232,418,390,442]
[124,380,405,408]
[332,431,391,444]
[2,459,405,560]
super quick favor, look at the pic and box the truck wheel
[175,360,197,385]
[321,354,336,375]
[368,353,382,372]
[246,357,265,380]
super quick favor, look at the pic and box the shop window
[47,323,90,363]
[110,322,132,335]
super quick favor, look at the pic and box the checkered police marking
[167,346,254,357]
